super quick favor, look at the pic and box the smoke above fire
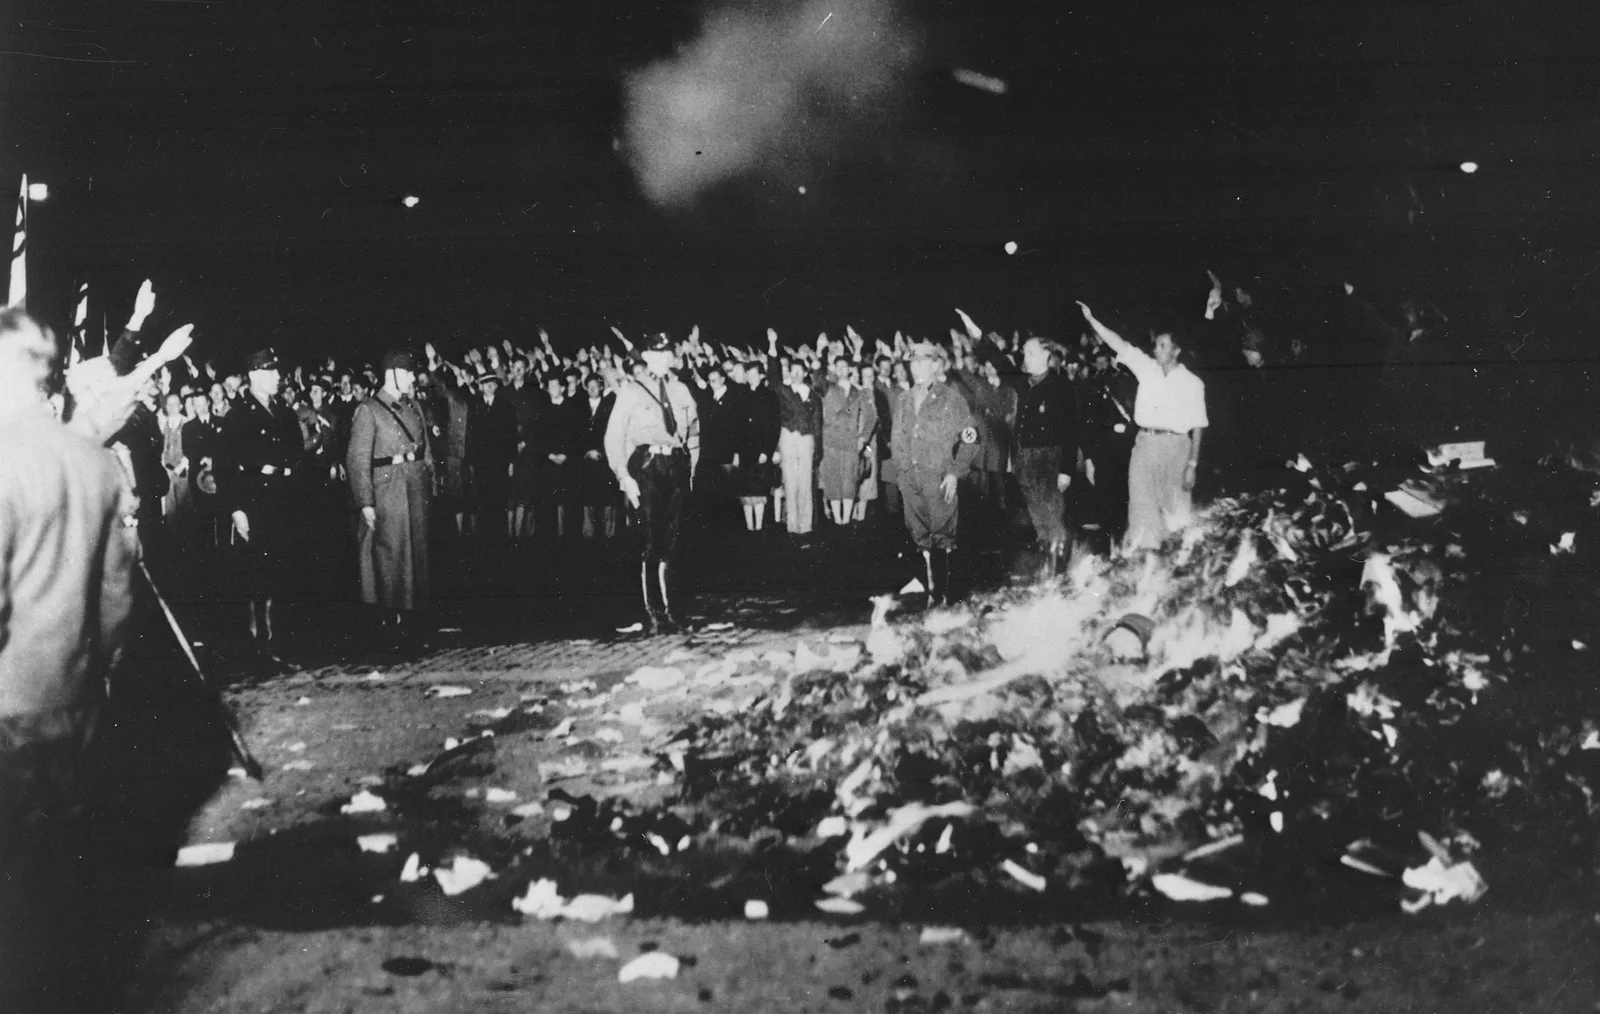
[621,0,922,207]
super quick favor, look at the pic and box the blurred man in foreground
[0,308,139,1012]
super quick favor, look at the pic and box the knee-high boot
[935,548,954,605]
[658,560,681,633]
[641,559,663,634]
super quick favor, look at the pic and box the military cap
[244,347,280,371]
[379,348,421,373]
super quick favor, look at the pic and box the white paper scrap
[340,790,387,814]
[567,936,620,959]
[399,852,425,882]
[433,855,493,896]
[618,952,679,982]
[815,897,866,915]
[919,926,970,945]
[1400,857,1487,910]
[175,842,235,867]
[1001,859,1046,892]
[1152,873,1234,902]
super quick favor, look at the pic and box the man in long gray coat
[346,349,432,652]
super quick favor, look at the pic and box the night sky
[3,0,1598,365]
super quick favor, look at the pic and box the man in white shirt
[1078,301,1208,550]
[604,334,700,633]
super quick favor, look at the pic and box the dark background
[3,0,1599,367]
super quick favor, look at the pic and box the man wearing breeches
[605,334,700,634]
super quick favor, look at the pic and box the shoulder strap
[369,397,418,445]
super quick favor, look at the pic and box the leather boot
[937,548,956,605]
[641,560,662,635]
[658,560,681,633]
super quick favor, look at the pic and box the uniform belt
[1139,426,1187,436]
[373,451,418,466]
[642,444,685,457]
[261,464,294,476]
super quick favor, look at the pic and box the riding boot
[936,548,955,605]
[641,560,662,635]
[1036,542,1055,582]
[658,560,681,633]
[921,549,937,608]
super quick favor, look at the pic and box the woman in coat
[818,356,877,527]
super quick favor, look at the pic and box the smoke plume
[621,0,922,207]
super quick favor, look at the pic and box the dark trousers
[231,486,292,601]
[629,446,691,567]
[0,706,99,1012]
[1017,446,1069,545]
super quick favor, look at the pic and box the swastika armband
[960,426,979,445]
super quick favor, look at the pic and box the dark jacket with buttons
[218,392,304,518]
[1014,371,1079,455]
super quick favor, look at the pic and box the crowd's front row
[86,302,1209,647]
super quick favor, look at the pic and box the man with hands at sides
[346,349,433,654]
[604,334,700,634]
[220,347,305,652]
[1076,301,1208,551]
[890,337,981,607]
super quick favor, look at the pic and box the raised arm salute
[1077,301,1208,551]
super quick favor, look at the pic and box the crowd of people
[51,266,1485,648]
[0,262,1520,1009]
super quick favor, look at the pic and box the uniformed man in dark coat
[605,334,700,633]
[890,338,981,605]
[1014,337,1080,576]
[346,349,432,651]
[1077,351,1138,546]
[219,347,304,649]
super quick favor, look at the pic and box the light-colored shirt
[604,374,701,484]
[1116,346,1208,433]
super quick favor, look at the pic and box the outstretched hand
[156,324,195,364]
[132,279,156,322]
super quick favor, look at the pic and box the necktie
[658,378,677,436]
